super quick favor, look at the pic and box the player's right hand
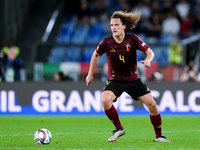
[86,75,93,86]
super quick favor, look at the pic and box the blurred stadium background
[0,0,200,116]
[0,0,200,82]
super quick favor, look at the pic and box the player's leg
[102,90,122,130]
[138,93,159,115]
[138,93,161,137]
[102,90,125,142]
[139,93,170,142]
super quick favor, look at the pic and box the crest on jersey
[126,43,131,51]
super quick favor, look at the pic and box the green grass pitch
[0,116,199,150]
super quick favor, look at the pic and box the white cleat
[108,127,125,142]
[154,136,171,142]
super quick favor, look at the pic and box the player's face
[110,18,125,37]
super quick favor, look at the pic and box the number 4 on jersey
[119,55,125,63]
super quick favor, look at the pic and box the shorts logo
[110,48,116,52]
[106,80,111,85]
[126,43,131,51]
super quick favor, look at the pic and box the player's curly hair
[111,11,141,29]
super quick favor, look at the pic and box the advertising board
[0,81,199,115]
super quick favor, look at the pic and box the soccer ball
[34,128,52,145]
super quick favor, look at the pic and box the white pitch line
[163,130,200,133]
[0,133,32,137]
[1,130,199,137]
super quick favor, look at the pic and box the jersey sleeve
[95,39,106,56]
[134,35,149,53]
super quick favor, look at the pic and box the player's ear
[123,24,126,29]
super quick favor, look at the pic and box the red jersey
[96,33,149,81]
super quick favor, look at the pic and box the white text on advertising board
[0,90,200,113]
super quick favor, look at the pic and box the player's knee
[147,101,157,111]
[102,92,114,103]
[102,97,111,105]
[102,98,112,110]
[102,94,113,109]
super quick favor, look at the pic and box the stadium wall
[0,81,199,115]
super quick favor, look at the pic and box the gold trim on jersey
[112,71,115,78]
[108,77,114,80]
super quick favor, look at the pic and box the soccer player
[86,11,170,142]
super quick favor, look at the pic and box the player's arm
[86,51,100,86]
[140,48,154,67]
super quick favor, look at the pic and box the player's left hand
[140,60,151,67]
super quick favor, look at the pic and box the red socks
[150,114,162,138]
[105,105,162,137]
[105,105,122,130]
